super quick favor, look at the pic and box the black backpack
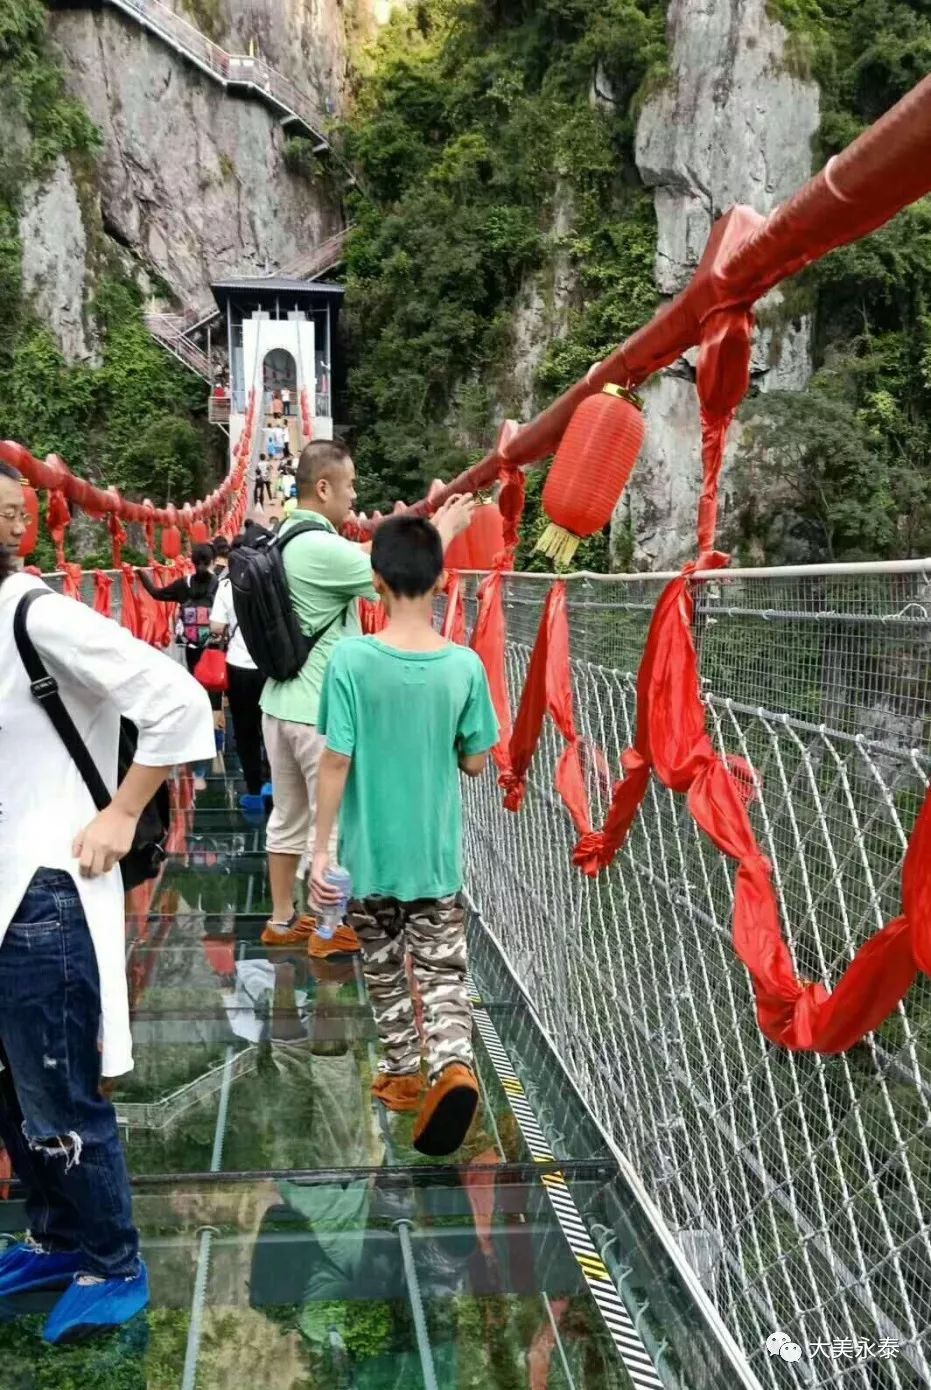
[14,590,171,892]
[228,520,347,682]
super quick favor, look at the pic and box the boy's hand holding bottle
[310,854,352,940]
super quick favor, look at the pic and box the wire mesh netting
[458,568,931,1390]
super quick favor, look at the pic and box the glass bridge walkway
[0,756,751,1390]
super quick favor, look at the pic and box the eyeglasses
[0,508,29,525]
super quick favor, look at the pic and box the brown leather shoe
[261,912,316,947]
[308,924,362,959]
[372,1072,425,1113]
[412,1064,479,1156]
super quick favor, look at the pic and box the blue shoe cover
[239,792,265,814]
[0,1242,83,1297]
[261,781,273,801]
[43,1263,149,1344]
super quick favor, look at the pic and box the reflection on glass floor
[0,771,736,1389]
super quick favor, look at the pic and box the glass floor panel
[1,1174,635,1389]
[0,774,743,1388]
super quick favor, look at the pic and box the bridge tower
[209,275,345,465]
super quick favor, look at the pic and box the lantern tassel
[535,521,582,569]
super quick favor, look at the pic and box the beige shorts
[263,714,338,858]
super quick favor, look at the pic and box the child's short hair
[372,515,443,598]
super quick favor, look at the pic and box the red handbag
[193,646,229,693]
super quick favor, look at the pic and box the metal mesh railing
[460,565,931,1389]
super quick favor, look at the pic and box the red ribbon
[442,573,466,644]
[47,489,71,569]
[119,563,141,637]
[470,571,512,774]
[62,562,83,602]
[359,597,388,634]
[108,512,127,569]
[93,571,113,619]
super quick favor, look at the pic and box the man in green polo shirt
[260,438,474,955]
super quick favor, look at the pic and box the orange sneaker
[260,912,316,947]
[372,1072,425,1113]
[413,1064,480,1156]
[308,924,361,959]
[307,954,356,985]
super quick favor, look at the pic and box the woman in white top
[210,542,268,814]
[0,460,215,1342]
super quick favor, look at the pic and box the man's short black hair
[296,438,352,499]
[371,515,443,598]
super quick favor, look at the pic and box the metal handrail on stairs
[96,0,331,143]
[146,314,213,381]
[277,226,351,281]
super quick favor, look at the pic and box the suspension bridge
[1,55,930,1390]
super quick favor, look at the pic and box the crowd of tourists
[0,440,495,1344]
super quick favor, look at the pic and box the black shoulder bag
[13,590,170,891]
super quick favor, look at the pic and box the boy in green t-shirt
[312,514,498,1157]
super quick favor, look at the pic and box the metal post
[180,939,243,1390]
[180,1045,235,1390]
[394,1219,440,1390]
[350,957,440,1387]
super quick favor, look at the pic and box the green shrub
[741,3,931,561]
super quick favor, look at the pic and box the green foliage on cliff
[0,0,218,562]
[0,0,99,175]
[341,0,666,558]
[742,0,931,561]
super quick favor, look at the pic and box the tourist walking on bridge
[211,540,268,815]
[259,439,476,957]
[311,514,498,1156]
[254,454,270,508]
[0,459,215,1342]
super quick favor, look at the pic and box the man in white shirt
[281,385,291,417]
[0,461,215,1343]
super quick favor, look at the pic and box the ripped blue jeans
[0,869,139,1279]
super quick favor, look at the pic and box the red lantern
[191,520,209,544]
[161,525,182,560]
[536,384,645,568]
[18,484,39,558]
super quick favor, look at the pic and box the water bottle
[315,865,352,939]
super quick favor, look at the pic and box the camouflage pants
[347,895,473,1084]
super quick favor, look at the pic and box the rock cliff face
[48,6,343,313]
[19,156,95,364]
[621,0,820,570]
